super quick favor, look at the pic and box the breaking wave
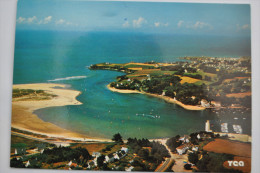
[48,76,87,82]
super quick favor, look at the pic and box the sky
[16,0,251,36]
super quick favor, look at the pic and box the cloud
[178,20,212,30]
[43,16,52,24]
[66,22,73,25]
[27,16,37,23]
[177,20,184,28]
[17,17,26,23]
[154,22,160,27]
[154,22,169,27]
[237,24,250,30]
[38,16,52,24]
[133,17,147,28]
[122,21,130,28]
[193,21,212,29]
[56,19,65,25]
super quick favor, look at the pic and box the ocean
[13,30,251,139]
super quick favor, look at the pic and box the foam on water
[47,76,87,82]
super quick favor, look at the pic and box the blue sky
[16,0,251,36]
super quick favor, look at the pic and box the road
[153,139,175,172]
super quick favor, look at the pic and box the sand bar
[12,83,109,142]
[107,84,205,111]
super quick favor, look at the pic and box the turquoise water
[13,30,251,139]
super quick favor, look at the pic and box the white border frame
[0,0,259,172]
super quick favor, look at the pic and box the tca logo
[228,161,244,167]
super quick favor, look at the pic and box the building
[14,148,26,155]
[121,147,129,153]
[126,166,134,171]
[176,145,189,155]
[201,99,210,108]
[105,153,114,163]
[205,120,212,132]
[92,152,101,158]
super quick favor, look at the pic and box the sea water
[13,30,251,139]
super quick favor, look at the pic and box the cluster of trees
[110,79,142,91]
[112,133,124,144]
[10,146,92,169]
[42,147,91,164]
[127,138,170,165]
[183,73,202,80]
[142,75,181,95]
[89,64,134,73]
[166,135,182,152]
[111,74,210,106]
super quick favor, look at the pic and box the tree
[188,152,199,164]
[10,158,25,168]
[112,133,124,144]
[138,149,149,160]
[97,155,105,168]
[184,163,192,170]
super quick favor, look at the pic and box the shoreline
[12,83,110,142]
[106,84,206,111]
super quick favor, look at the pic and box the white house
[68,161,72,166]
[93,157,98,166]
[25,160,30,168]
[176,145,189,155]
[192,146,199,152]
[105,154,114,163]
[179,135,190,143]
[114,153,120,160]
[201,99,210,108]
[121,147,129,153]
[15,148,26,155]
[92,152,101,158]
[126,166,134,172]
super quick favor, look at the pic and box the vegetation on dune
[12,88,57,100]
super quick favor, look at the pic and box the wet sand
[12,83,109,142]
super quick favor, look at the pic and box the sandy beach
[107,84,205,111]
[12,83,109,142]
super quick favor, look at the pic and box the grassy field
[10,134,49,153]
[203,139,251,158]
[179,76,201,84]
[70,143,109,155]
